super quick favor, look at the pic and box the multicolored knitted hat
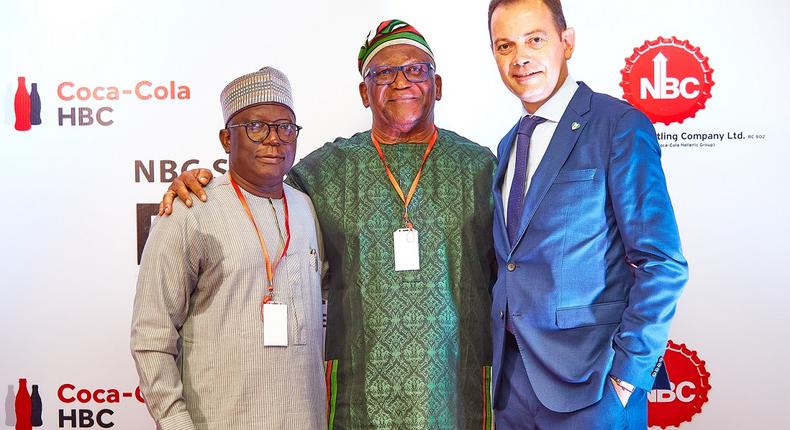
[220,66,294,125]
[358,19,435,77]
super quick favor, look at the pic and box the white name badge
[263,302,288,347]
[393,228,420,271]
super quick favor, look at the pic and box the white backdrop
[1,0,789,428]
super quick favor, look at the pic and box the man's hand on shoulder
[159,168,214,216]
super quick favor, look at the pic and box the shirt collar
[521,75,579,123]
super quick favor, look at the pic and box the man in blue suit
[487,0,688,428]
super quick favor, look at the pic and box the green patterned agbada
[286,129,496,429]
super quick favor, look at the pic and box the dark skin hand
[159,169,213,215]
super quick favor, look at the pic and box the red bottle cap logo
[620,37,714,125]
[648,340,712,428]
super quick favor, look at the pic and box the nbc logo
[13,77,42,131]
[620,37,714,125]
[5,378,43,429]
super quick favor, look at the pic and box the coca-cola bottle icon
[14,77,32,131]
[4,385,15,426]
[14,378,32,430]
[30,385,42,427]
[30,83,42,126]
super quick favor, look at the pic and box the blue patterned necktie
[506,115,546,244]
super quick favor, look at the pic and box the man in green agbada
[162,20,496,429]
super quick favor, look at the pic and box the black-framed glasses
[365,62,435,85]
[226,121,302,143]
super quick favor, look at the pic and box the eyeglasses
[226,121,302,144]
[365,62,435,85]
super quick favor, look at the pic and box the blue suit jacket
[491,82,688,413]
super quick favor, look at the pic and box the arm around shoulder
[160,168,214,216]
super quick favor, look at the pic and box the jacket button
[499,311,505,319]
[507,262,516,271]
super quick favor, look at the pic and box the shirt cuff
[158,411,195,430]
[610,375,636,392]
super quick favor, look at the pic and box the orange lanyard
[230,176,291,319]
[370,128,438,229]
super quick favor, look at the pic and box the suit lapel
[510,83,593,252]
[493,122,520,252]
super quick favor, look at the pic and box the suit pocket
[553,168,597,183]
[555,300,626,329]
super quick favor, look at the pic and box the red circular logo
[620,36,714,125]
[648,340,711,428]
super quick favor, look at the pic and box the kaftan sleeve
[130,203,203,430]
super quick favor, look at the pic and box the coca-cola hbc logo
[10,75,192,129]
[648,340,712,428]
[13,77,43,132]
[620,36,714,125]
[6,378,43,429]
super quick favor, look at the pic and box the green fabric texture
[287,129,496,429]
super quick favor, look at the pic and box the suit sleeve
[130,204,202,430]
[607,109,689,391]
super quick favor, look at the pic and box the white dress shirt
[502,77,579,225]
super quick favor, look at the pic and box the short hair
[488,0,567,40]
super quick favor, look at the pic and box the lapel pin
[571,122,580,130]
